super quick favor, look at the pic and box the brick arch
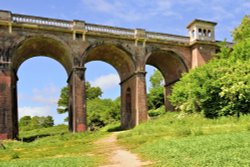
[145,50,188,111]
[82,44,135,81]
[11,35,73,75]
[7,35,73,138]
[145,50,188,85]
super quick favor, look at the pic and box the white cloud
[90,73,120,90]
[32,95,58,105]
[31,84,60,105]
[18,106,52,118]
[32,84,59,95]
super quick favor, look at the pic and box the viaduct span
[0,10,219,139]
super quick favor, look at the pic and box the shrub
[170,59,250,118]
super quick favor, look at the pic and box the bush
[170,59,250,118]
[148,106,165,117]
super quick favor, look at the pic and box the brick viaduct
[0,10,220,139]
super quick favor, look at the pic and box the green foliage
[57,86,69,114]
[232,15,250,42]
[170,15,250,118]
[147,69,165,110]
[215,40,232,59]
[148,105,165,117]
[19,116,54,131]
[87,98,120,129]
[149,69,164,88]
[57,82,120,129]
[57,82,102,114]
[232,37,250,61]
[85,82,103,100]
[170,60,250,118]
[19,116,32,127]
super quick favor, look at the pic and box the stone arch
[8,35,73,138]
[145,49,188,111]
[82,44,135,81]
[11,35,73,74]
[82,43,138,129]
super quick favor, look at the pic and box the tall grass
[118,112,250,166]
[0,125,107,167]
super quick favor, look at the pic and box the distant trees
[19,116,54,131]
[170,15,250,118]
[147,70,164,110]
[147,69,166,117]
[57,82,120,129]
[57,82,102,114]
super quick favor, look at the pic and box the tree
[87,98,120,129]
[19,116,54,130]
[170,15,250,118]
[57,82,103,114]
[232,15,250,43]
[150,70,164,88]
[42,116,54,127]
[57,81,121,129]
[57,86,69,114]
[86,82,102,100]
[147,69,165,110]
[19,116,31,127]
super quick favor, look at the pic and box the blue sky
[0,0,249,124]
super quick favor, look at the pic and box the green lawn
[1,114,250,167]
[0,125,107,167]
[118,113,250,167]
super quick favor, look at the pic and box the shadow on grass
[18,134,51,142]
[107,126,124,132]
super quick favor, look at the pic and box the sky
[0,0,249,124]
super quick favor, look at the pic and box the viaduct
[0,10,219,139]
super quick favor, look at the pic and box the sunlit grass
[118,112,250,166]
[0,125,107,167]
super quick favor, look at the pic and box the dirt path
[94,132,152,167]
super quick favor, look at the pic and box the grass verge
[118,113,250,166]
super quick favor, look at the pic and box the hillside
[118,113,250,166]
[1,113,250,166]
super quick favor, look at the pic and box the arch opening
[145,65,165,117]
[85,61,121,130]
[83,44,135,130]
[10,36,72,138]
[83,44,135,81]
[145,50,188,112]
[17,57,68,135]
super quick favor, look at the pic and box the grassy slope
[118,113,250,167]
[0,125,107,167]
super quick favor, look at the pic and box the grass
[2,113,250,166]
[0,125,107,167]
[118,112,250,167]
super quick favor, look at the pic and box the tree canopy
[19,116,54,131]
[57,81,120,129]
[147,69,165,110]
[57,81,102,114]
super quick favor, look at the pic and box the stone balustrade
[147,31,190,43]
[5,12,191,43]
[12,14,73,29]
[85,23,134,37]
